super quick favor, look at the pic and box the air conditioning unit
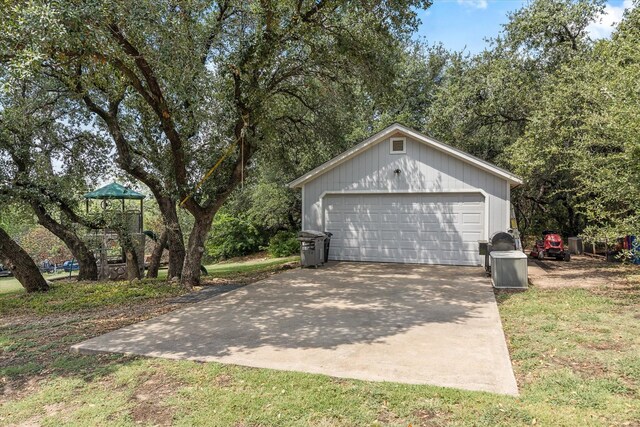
[489,251,528,289]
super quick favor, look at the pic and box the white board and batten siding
[291,124,521,266]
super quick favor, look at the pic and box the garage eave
[288,123,523,188]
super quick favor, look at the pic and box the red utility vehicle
[530,231,571,261]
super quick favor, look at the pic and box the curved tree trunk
[181,212,215,289]
[78,98,186,280]
[112,224,143,281]
[0,226,49,293]
[146,230,167,278]
[179,123,253,289]
[156,196,185,279]
[30,203,98,281]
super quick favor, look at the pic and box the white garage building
[289,123,522,266]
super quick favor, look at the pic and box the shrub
[267,231,300,258]
[206,214,263,260]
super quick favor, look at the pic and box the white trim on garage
[288,123,522,188]
[506,181,511,228]
[301,184,306,230]
[321,190,488,265]
[319,189,489,251]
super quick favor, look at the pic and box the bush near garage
[267,231,300,258]
[206,214,264,261]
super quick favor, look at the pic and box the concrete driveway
[72,262,518,395]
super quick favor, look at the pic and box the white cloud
[587,0,634,39]
[457,0,488,10]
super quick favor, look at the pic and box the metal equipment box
[568,237,583,255]
[490,251,528,289]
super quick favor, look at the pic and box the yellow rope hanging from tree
[179,140,239,208]
[180,117,248,208]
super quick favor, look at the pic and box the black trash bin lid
[298,230,326,238]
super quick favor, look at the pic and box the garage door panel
[360,248,381,257]
[400,223,450,233]
[339,239,368,248]
[324,193,484,265]
[332,248,361,258]
[378,222,402,231]
[398,230,419,241]
[399,240,422,250]
[380,231,398,240]
[380,213,399,222]
[461,231,483,242]
[343,230,380,240]
[438,213,460,224]
[460,223,483,233]
[462,212,482,225]
[399,214,439,224]
[352,214,379,223]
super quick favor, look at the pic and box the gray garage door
[323,193,485,265]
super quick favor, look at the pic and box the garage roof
[288,123,523,188]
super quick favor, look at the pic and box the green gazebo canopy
[83,182,145,200]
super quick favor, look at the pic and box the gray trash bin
[323,232,333,262]
[297,231,326,268]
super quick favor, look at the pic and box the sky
[415,0,634,54]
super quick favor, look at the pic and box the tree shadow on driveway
[75,263,489,356]
[72,262,518,394]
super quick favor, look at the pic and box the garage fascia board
[319,189,489,243]
[288,123,523,188]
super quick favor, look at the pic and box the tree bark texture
[0,226,49,293]
[30,203,98,281]
[156,196,185,278]
[181,212,215,289]
[146,230,167,279]
[125,249,141,281]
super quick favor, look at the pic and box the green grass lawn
[157,255,300,280]
[0,260,638,426]
[0,256,297,296]
[0,271,78,294]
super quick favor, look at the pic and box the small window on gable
[390,137,406,154]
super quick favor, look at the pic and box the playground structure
[83,183,146,280]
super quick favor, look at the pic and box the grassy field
[0,271,78,295]
[0,256,297,295]
[158,255,300,280]
[1,259,638,426]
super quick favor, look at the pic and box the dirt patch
[215,252,270,264]
[553,356,609,378]
[527,255,640,289]
[130,370,183,426]
[43,402,80,423]
[376,405,403,425]
[412,409,442,426]
[200,262,297,287]
[14,416,42,427]
[214,373,233,388]
[582,340,627,352]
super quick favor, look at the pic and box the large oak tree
[1,0,432,287]
[0,76,109,281]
